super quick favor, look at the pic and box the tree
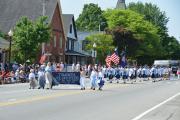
[163,36,180,59]
[104,9,164,64]
[128,2,169,32]
[105,26,140,58]
[128,2,174,58]
[76,3,107,31]
[12,16,51,63]
[85,33,114,64]
[0,30,4,38]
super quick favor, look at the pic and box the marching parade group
[1,61,180,91]
[79,64,174,90]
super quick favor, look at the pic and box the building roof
[62,14,77,39]
[0,37,9,49]
[116,0,126,9]
[65,50,87,57]
[0,0,59,34]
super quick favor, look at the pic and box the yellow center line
[0,84,128,107]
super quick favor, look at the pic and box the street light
[92,43,97,65]
[8,29,13,70]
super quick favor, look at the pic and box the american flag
[111,50,120,65]
[105,55,111,67]
[39,54,46,64]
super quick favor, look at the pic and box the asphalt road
[0,78,180,120]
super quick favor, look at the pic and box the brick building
[0,0,66,63]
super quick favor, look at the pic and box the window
[82,40,88,51]
[66,41,69,50]
[54,35,56,47]
[69,40,71,50]
[71,40,74,50]
[70,24,72,33]
[59,35,63,48]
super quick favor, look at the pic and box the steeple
[116,0,126,10]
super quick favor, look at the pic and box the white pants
[80,77,85,88]
[45,72,52,89]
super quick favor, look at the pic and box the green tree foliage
[106,26,140,58]
[0,30,4,38]
[76,3,107,31]
[128,2,180,60]
[104,9,164,64]
[85,33,114,64]
[12,16,51,63]
[163,36,180,59]
[128,2,169,33]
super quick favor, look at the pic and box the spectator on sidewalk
[29,69,37,89]
[177,68,180,79]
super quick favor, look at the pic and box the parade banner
[52,72,80,85]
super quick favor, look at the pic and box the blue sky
[60,0,180,41]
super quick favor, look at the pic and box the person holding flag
[111,48,120,65]
[39,53,46,64]
[105,55,111,67]
[120,50,127,68]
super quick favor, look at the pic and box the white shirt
[29,73,35,80]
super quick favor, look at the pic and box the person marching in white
[115,67,121,83]
[146,67,151,81]
[37,67,45,89]
[120,67,124,81]
[90,68,98,90]
[122,67,127,84]
[133,67,137,82]
[80,67,86,90]
[137,67,142,82]
[76,62,80,72]
[97,69,105,90]
[177,68,180,79]
[128,67,134,84]
[102,66,107,78]
[142,66,148,81]
[72,63,75,72]
[45,62,53,89]
[151,66,157,82]
[108,67,114,83]
[29,69,37,89]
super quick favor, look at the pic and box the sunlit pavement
[0,77,180,120]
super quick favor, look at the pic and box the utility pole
[42,0,47,55]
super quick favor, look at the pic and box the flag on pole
[105,55,111,67]
[39,54,46,64]
[111,49,120,65]
[120,50,127,67]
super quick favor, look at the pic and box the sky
[60,0,180,41]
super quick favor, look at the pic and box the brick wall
[44,3,66,63]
